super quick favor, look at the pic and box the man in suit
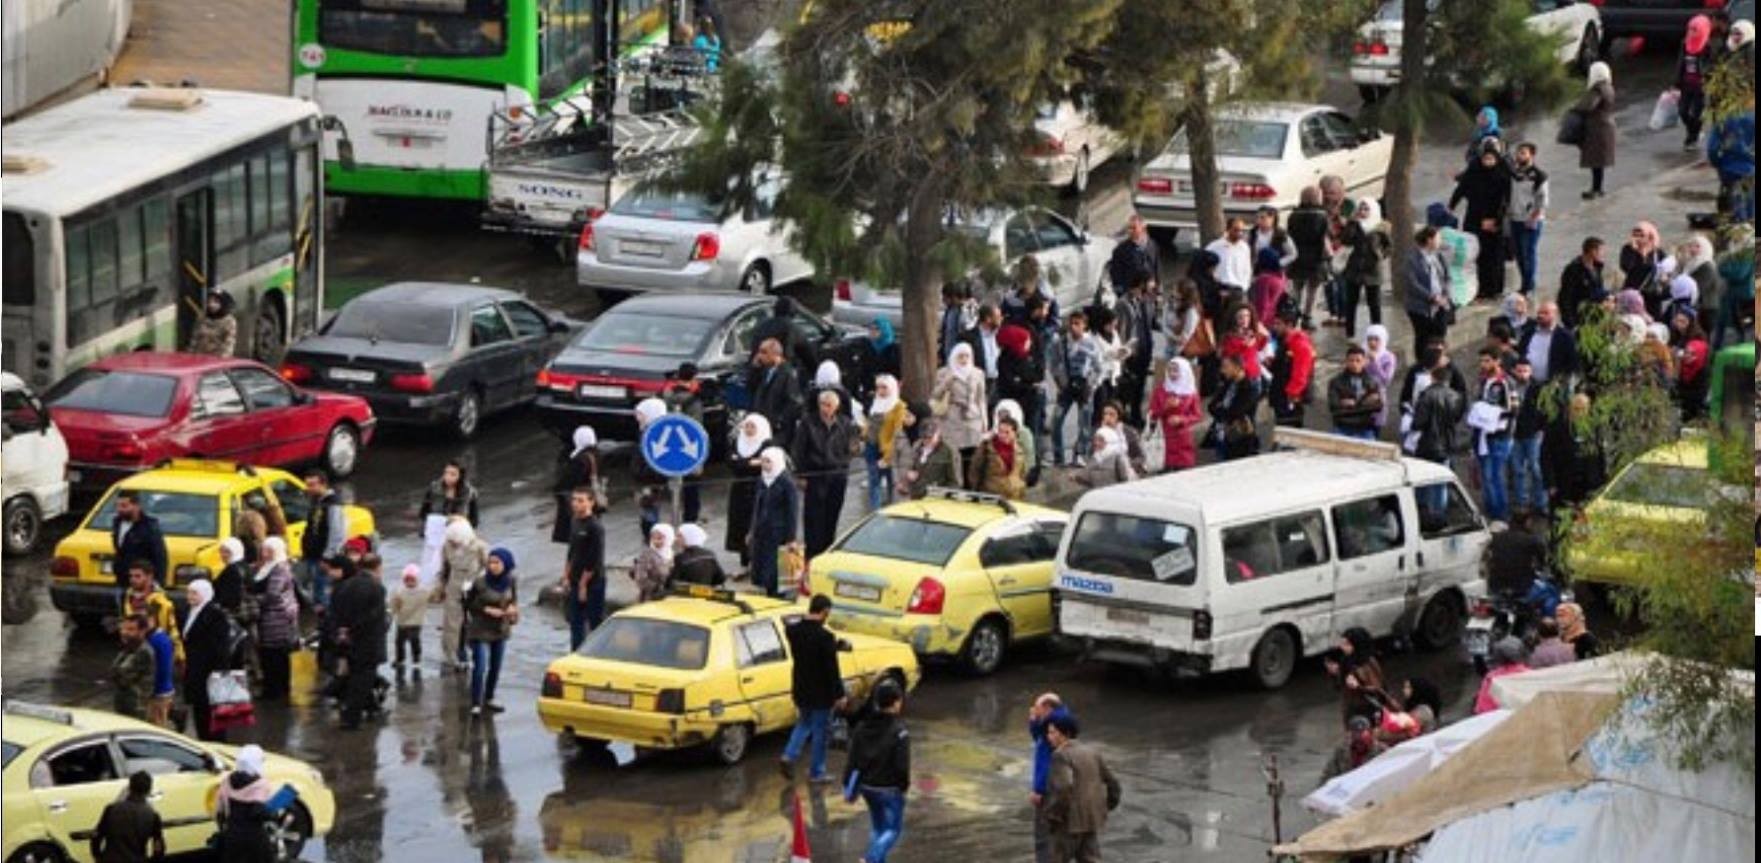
[961,304,1005,406]
[750,338,803,449]
[1516,301,1579,385]
[1043,714,1122,863]
[111,490,168,591]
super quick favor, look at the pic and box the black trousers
[1408,311,1449,361]
[340,657,378,724]
[803,474,848,561]
[258,646,291,702]
[1473,227,1504,299]
[395,627,421,664]
[1342,279,1382,339]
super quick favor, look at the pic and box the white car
[576,172,813,295]
[1132,103,1392,246]
[831,207,1118,329]
[1350,0,1602,101]
[2,371,70,555]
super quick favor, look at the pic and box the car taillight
[280,363,312,384]
[1368,41,1389,56]
[1230,182,1277,200]
[389,372,434,394]
[111,439,144,461]
[691,232,720,261]
[578,220,597,253]
[542,672,563,698]
[1192,609,1213,641]
[1136,177,1173,195]
[834,279,852,302]
[51,556,79,578]
[654,688,685,714]
[1471,600,1493,618]
[1352,40,1368,55]
[905,577,945,615]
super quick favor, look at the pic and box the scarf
[1354,198,1383,232]
[1669,274,1698,307]
[868,375,900,418]
[1165,358,1197,396]
[219,537,245,566]
[759,447,787,485]
[634,397,667,428]
[1363,324,1393,368]
[254,536,288,583]
[1632,221,1661,255]
[993,399,1024,434]
[735,414,772,459]
[869,317,896,352]
[485,547,515,592]
[679,523,708,548]
[571,425,598,458]
[947,343,983,385]
[647,525,676,566]
[997,323,1031,360]
[1095,426,1126,460]
[993,435,1016,472]
[814,360,842,388]
[1679,235,1715,274]
[1615,289,1649,319]
[1586,61,1611,90]
[235,745,266,778]
[182,579,214,638]
[1474,105,1501,143]
[1685,14,1712,54]
[445,517,475,547]
[1499,295,1530,331]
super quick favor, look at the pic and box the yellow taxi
[49,459,376,626]
[1,701,336,863]
[807,489,1068,675]
[537,586,921,765]
[1566,439,1747,588]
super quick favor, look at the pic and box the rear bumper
[535,395,641,440]
[49,581,122,617]
[1064,633,1214,675]
[576,253,736,293]
[67,461,143,494]
[830,299,903,329]
[481,204,585,239]
[1133,200,1289,235]
[536,698,721,749]
[1350,59,1400,87]
[307,389,461,427]
[826,607,965,657]
[1598,8,1701,38]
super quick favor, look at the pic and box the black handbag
[1557,108,1587,147]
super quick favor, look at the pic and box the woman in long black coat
[748,447,799,598]
[552,426,600,543]
[180,579,233,742]
[724,413,772,566]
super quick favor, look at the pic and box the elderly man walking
[1043,714,1122,863]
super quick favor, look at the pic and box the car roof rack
[4,701,76,725]
[669,583,754,615]
[924,486,1016,515]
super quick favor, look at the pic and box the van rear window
[1065,512,1198,586]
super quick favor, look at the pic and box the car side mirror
[1358,126,1380,143]
[836,638,853,653]
[549,318,571,334]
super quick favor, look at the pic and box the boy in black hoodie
[844,680,910,863]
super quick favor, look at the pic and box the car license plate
[1465,622,1492,654]
[621,240,665,258]
[834,582,882,603]
[1106,606,1150,626]
[583,688,632,708]
[327,367,376,384]
[578,384,627,400]
[1175,180,1193,195]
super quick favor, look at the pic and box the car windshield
[89,490,218,538]
[835,514,972,567]
[573,312,715,358]
[610,185,725,222]
[1603,463,1725,510]
[1065,511,1200,586]
[1169,120,1288,159]
[1,741,18,769]
[44,369,178,418]
[325,300,456,346]
[579,617,711,670]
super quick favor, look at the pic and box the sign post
[639,414,711,528]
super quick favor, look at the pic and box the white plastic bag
[206,669,252,707]
[1648,89,1680,131]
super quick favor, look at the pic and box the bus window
[539,0,594,100]
[118,206,145,289]
[320,0,509,59]
[2,212,33,307]
[143,199,171,284]
[88,219,119,306]
[249,155,271,243]
[65,224,90,315]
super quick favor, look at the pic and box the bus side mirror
[336,138,356,172]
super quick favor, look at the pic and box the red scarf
[994,437,1016,473]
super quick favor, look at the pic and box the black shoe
[485,702,506,714]
[778,758,795,780]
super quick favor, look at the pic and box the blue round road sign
[640,414,711,478]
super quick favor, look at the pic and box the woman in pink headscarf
[1675,15,1714,149]
[1148,359,1203,472]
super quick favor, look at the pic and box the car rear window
[579,617,711,670]
[835,514,972,567]
[89,490,218,539]
[44,369,178,418]
[610,185,724,222]
[1065,511,1199,586]
[324,301,456,346]
[1603,463,1723,510]
[574,312,715,358]
[1169,120,1288,159]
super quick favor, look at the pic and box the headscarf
[1363,324,1393,366]
[1094,426,1126,459]
[1615,289,1650,319]
[634,398,667,428]
[1685,14,1713,54]
[1679,235,1716,273]
[759,446,788,485]
[1424,201,1459,230]
[444,516,476,547]
[219,537,244,565]
[1669,274,1698,307]
[401,563,421,584]
[1587,61,1612,89]
[182,579,214,638]
[1354,197,1383,231]
[996,324,1031,360]
[235,745,266,778]
[1499,294,1531,331]
[255,536,288,582]
[646,525,676,565]
[486,547,516,589]
[993,399,1023,433]
[679,523,709,549]
[947,343,982,383]
[1731,20,1755,52]
[868,375,900,418]
[571,425,598,458]
[869,317,896,352]
[1632,220,1662,253]
[343,536,371,557]
[1646,322,1671,343]
[814,360,842,388]
[1253,245,1284,275]
[206,290,235,319]
[735,413,771,459]
[1473,106,1501,143]
[1165,358,1197,396]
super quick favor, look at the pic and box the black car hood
[287,335,454,366]
[548,348,690,378]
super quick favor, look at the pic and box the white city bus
[2,87,326,390]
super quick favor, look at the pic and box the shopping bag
[1648,89,1680,131]
[206,670,256,734]
[781,543,807,597]
[1556,108,1586,147]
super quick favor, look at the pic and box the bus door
[174,189,212,347]
[292,143,321,336]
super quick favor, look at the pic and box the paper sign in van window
[1151,548,1195,582]
[1162,524,1191,545]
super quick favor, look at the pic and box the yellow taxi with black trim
[806,488,1068,675]
[49,459,376,625]
[1565,439,1747,588]
[537,586,921,765]
[1,701,335,863]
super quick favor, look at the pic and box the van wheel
[252,299,285,365]
[1250,628,1298,690]
[8,841,69,863]
[959,618,1008,676]
[710,723,752,765]
[1415,593,1464,650]
[3,496,43,556]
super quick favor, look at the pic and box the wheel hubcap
[1263,638,1290,680]
[328,430,357,474]
[8,509,36,549]
[974,627,1002,670]
[459,396,479,434]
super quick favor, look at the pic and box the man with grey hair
[792,387,858,561]
[1029,692,1074,862]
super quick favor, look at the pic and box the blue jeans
[859,786,907,863]
[782,707,832,779]
[565,581,604,652]
[1478,437,1512,522]
[1334,427,1378,441]
[1510,434,1547,513]
[305,559,329,608]
[1051,391,1092,465]
[864,445,893,511]
[469,639,505,704]
[1508,220,1542,295]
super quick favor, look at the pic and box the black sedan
[535,294,870,445]
[280,283,581,438]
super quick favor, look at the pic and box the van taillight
[654,689,685,714]
[1192,610,1212,641]
[541,672,563,698]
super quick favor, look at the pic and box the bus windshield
[320,0,508,58]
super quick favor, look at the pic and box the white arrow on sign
[647,422,702,466]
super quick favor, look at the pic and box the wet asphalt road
[0,46,1699,862]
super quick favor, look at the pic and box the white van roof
[1074,450,1457,525]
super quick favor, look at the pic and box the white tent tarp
[1303,709,1513,818]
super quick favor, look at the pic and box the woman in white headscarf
[1076,426,1137,489]
[1339,196,1389,340]
[632,398,671,538]
[1675,234,1718,321]
[1577,61,1617,199]
[747,447,799,596]
[713,412,767,564]
[632,523,677,602]
[673,522,728,587]
[990,398,1035,474]
[215,743,281,861]
[1362,324,1398,430]
[1148,358,1202,471]
[439,516,487,671]
[812,359,857,422]
[180,578,232,741]
[252,536,299,702]
[864,374,911,509]
[933,342,988,466]
[552,425,601,544]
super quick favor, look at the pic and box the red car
[43,352,375,492]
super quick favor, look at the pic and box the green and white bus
[292,0,674,201]
[2,87,325,388]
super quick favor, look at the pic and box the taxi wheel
[710,723,752,765]
[8,842,69,863]
[959,618,1008,676]
[269,801,313,862]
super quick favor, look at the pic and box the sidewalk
[108,0,289,95]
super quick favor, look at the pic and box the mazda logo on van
[1058,573,1114,595]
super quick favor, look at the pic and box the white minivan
[2,371,70,555]
[1054,431,1489,689]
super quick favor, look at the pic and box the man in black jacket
[843,679,910,863]
[1107,214,1161,293]
[328,554,386,730]
[781,595,846,783]
[1556,237,1607,331]
[1516,301,1578,385]
[1507,358,1550,518]
[750,338,802,448]
[110,490,168,591]
[791,390,857,561]
[1327,346,1384,440]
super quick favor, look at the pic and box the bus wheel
[252,300,285,365]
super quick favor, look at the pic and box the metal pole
[1263,753,1285,850]
[668,476,683,529]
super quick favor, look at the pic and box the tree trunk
[898,181,945,404]
[1187,65,1226,246]
[1385,0,1430,334]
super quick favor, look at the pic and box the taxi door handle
[741,676,755,684]
[47,801,68,813]
[998,577,1017,586]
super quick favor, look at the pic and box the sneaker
[470,704,482,716]
[778,758,795,780]
[485,702,506,714]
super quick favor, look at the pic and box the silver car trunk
[595,216,709,270]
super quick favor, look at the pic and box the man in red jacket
[1268,309,1315,428]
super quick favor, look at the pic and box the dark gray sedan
[280,283,581,438]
